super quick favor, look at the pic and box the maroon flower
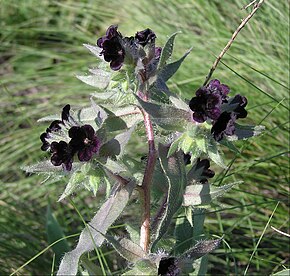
[195,158,215,183]
[211,94,248,141]
[189,79,229,123]
[97,25,125,71]
[135,28,156,47]
[69,125,100,162]
[158,257,180,276]
[50,141,74,171]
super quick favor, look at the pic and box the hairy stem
[139,94,157,253]
[203,0,265,86]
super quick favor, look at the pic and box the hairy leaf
[136,96,189,131]
[123,259,157,275]
[99,125,136,159]
[103,235,145,262]
[76,71,110,89]
[183,182,241,207]
[151,144,187,250]
[158,32,181,69]
[180,239,221,260]
[57,180,136,276]
[158,48,192,82]
[228,124,265,140]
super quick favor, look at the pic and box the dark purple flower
[158,257,180,276]
[189,79,230,123]
[211,94,248,141]
[135,28,156,47]
[69,125,100,162]
[40,120,62,151]
[189,88,222,123]
[230,94,248,118]
[97,25,125,71]
[195,158,215,183]
[207,79,229,101]
[50,141,73,171]
[61,104,71,122]
[211,112,237,141]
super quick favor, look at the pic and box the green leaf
[167,136,182,157]
[102,235,145,262]
[99,125,136,159]
[180,239,221,261]
[169,96,189,111]
[158,48,192,82]
[228,124,265,140]
[195,137,207,153]
[126,224,140,245]
[57,180,136,276]
[183,182,241,207]
[46,205,70,267]
[123,259,157,275]
[76,70,110,89]
[151,144,187,250]
[207,142,226,169]
[218,139,240,154]
[158,32,181,69]
[180,134,195,154]
[135,96,189,131]
[83,44,103,59]
[58,170,86,201]
[22,160,63,174]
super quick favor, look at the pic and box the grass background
[0,0,289,275]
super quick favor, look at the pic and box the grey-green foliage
[57,180,136,275]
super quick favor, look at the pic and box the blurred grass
[0,0,289,275]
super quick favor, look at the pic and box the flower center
[84,138,91,145]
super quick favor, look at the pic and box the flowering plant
[24,13,265,275]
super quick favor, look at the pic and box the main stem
[139,94,157,253]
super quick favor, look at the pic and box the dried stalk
[203,0,265,86]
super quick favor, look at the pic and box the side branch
[139,103,157,253]
[203,0,265,86]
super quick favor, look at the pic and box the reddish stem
[139,94,157,253]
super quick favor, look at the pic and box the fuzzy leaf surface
[183,182,241,207]
[151,144,187,250]
[103,235,145,262]
[158,48,192,82]
[228,124,265,140]
[136,96,189,131]
[158,32,181,69]
[57,180,136,276]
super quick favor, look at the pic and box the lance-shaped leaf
[57,180,136,276]
[179,239,221,261]
[101,235,145,263]
[136,96,189,131]
[228,124,265,141]
[151,144,187,250]
[123,259,157,275]
[83,44,104,60]
[169,96,189,111]
[183,182,241,207]
[99,124,136,159]
[158,48,192,82]
[22,160,63,174]
[158,32,181,69]
[76,69,111,89]
[207,141,227,169]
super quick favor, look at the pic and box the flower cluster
[189,79,248,141]
[40,105,100,171]
[97,25,161,71]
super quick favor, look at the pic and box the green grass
[0,0,289,275]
